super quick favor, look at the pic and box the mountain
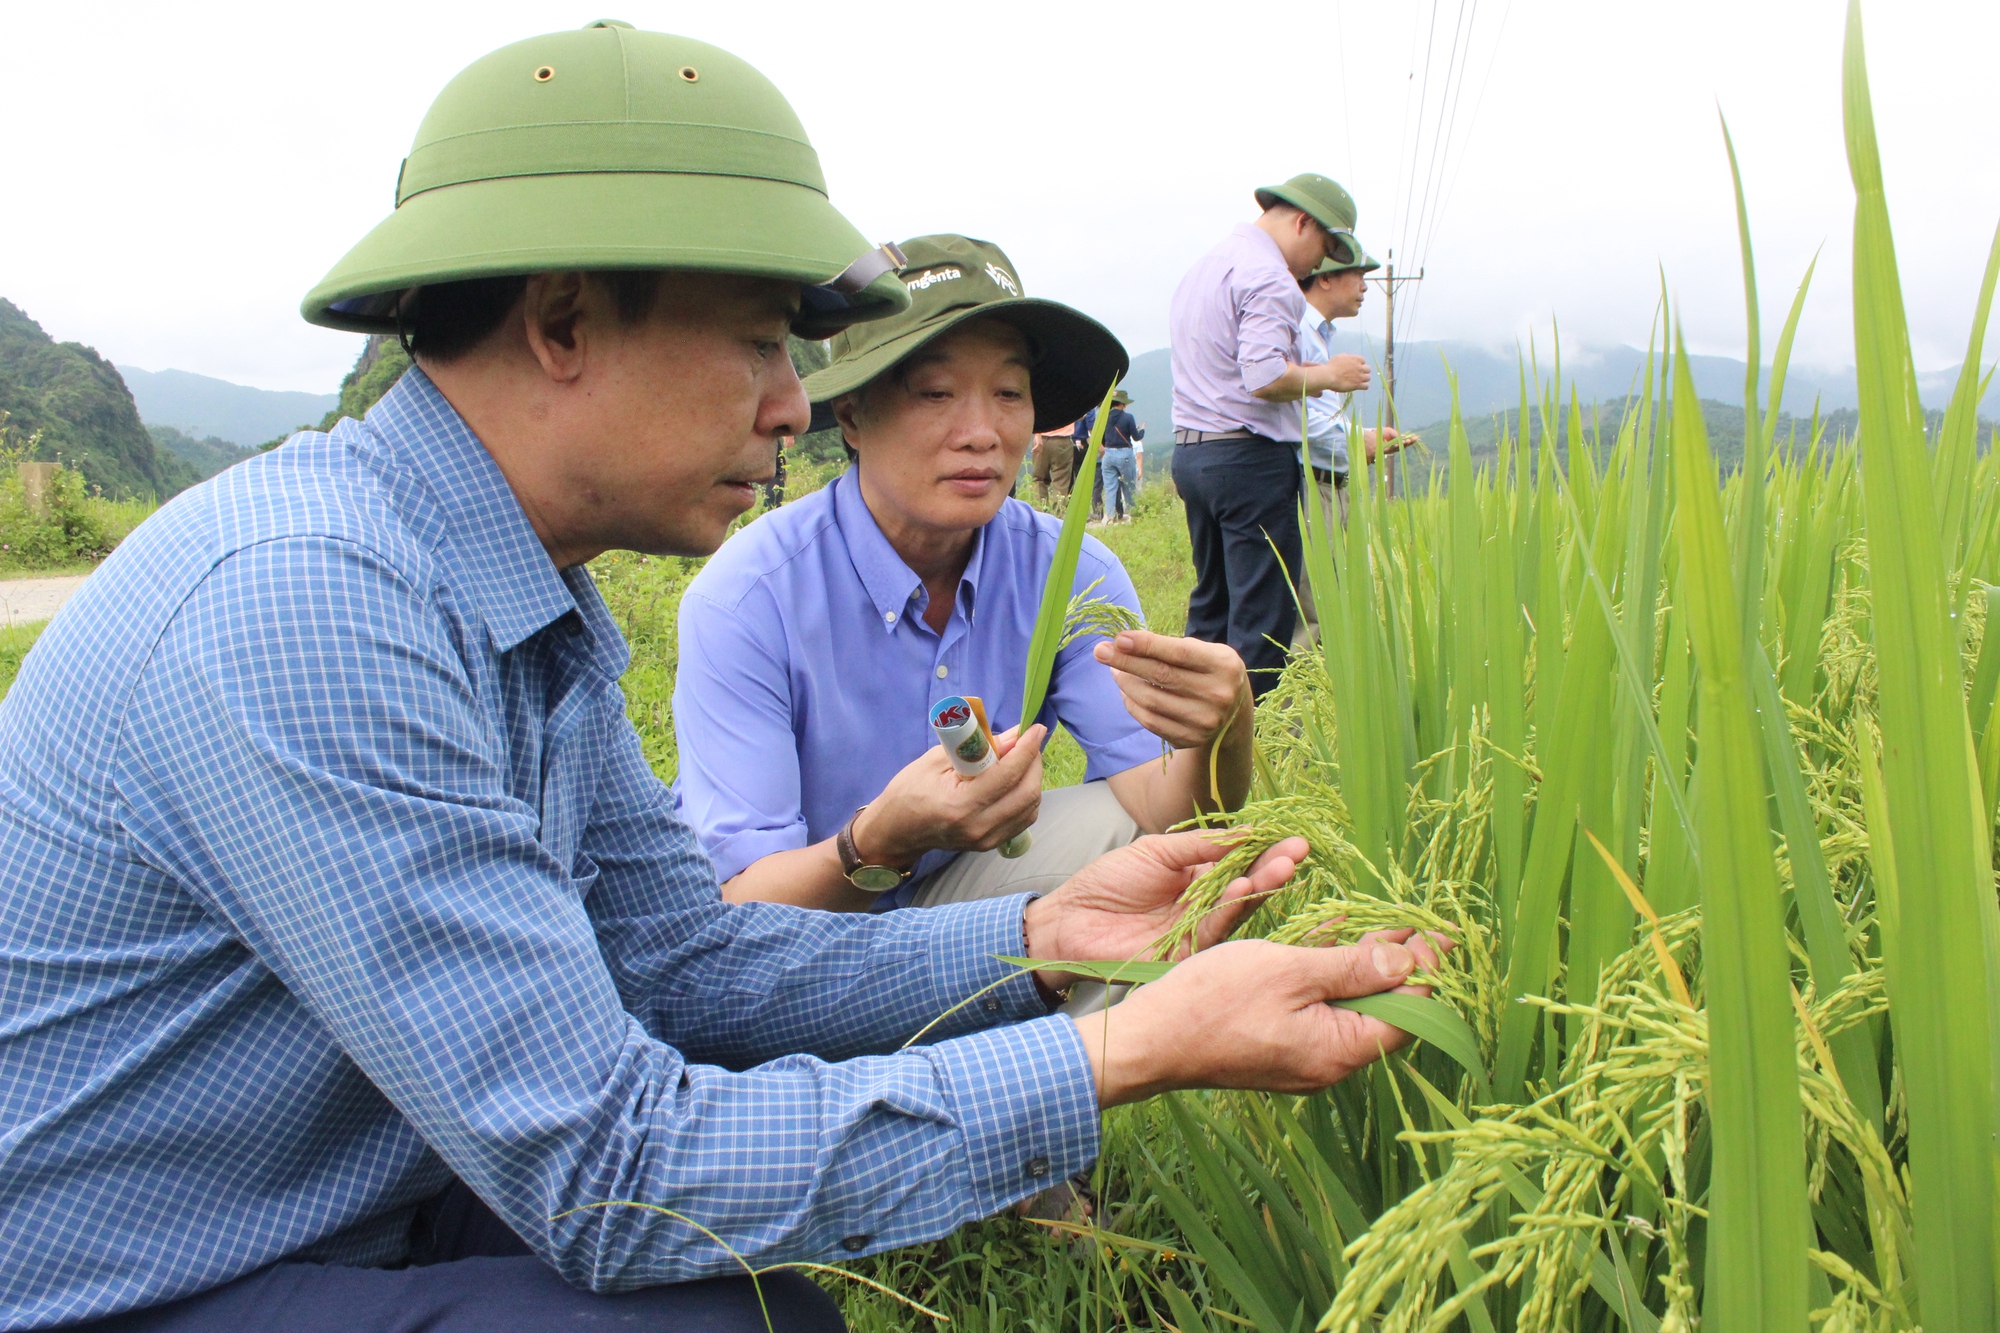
[288,335,411,446]
[117,365,337,450]
[1120,347,1177,478]
[146,424,256,480]
[1121,339,1996,482]
[0,299,200,499]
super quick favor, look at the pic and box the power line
[1399,0,1513,341]
[1396,0,1477,342]
[1406,0,1475,272]
[1335,0,1356,178]
[1396,1,1445,267]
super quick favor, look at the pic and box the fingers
[1351,926,1453,995]
[987,723,1045,773]
[1130,827,1253,874]
[1192,836,1309,949]
[955,723,1042,847]
[1094,635,1245,742]
[1108,674,1230,748]
[1301,936,1418,1002]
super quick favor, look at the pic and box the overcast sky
[4,0,1994,393]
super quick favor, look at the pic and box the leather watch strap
[837,806,909,892]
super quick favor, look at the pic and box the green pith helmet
[1254,173,1359,235]
[802,234,1129,434]
[301,21,908,339]
[1308,235,1381,277]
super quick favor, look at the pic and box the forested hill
[1399,398,1997,485]
[0,299,200,499]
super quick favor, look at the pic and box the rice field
[840,10,2000,1329]
[0,11,1989,1328]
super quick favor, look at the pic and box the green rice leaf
[1017,382,1119,727]
[1334,993,1492,1102]
[1670,328,1811,1332]
[1843,4,2000,1324]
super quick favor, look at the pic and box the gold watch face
[850,865,904,892]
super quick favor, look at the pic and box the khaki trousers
[1292,474,1350,650]
[909,780,1140,1016]
[1030,434,1075,501]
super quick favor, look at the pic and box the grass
[0,621,46,695]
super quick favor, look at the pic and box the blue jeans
[1100,447,1137,518]
[79,1180,847,1333]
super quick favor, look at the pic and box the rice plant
[1080,7,2000,1329]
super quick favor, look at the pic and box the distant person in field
[0,29,1444,1333]
[673,235,1253,928]
[1168,173,1374,697]
[1029,418,1077,502]
[1075,387,1144,525]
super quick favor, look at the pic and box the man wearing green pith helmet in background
[0,21,1445,1332]
[1169,173,1375,696]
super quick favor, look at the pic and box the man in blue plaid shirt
[0,24,1440,1333]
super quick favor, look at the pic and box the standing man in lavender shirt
[1168,174,1373,697]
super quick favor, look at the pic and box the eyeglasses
[1319,226,1359,265]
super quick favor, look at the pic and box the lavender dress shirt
[1168,223,1309,442]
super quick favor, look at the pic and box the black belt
[1311,466,1349,489]
[1173,428,1267,445]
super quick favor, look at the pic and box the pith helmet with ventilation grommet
[301,20,909,339]
[1253,173,1359,236]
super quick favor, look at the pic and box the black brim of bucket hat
[801,298,1129,435]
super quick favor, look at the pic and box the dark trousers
[1175,438,1303,699]
[80,1180,847,1333]
[1072,443,1107,517]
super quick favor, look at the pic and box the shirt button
[981,996,1002,1013]
[935,665,949,679]
[884,612,896,625]
[841,1234,871,1253]
[1025,1156,1051,1180]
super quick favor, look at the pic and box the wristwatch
[837,806,910,892]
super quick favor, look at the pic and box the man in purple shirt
[1168,174,1374,696]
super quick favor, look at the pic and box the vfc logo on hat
[983,262,1019,296]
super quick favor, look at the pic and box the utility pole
[1370,249,1423,498]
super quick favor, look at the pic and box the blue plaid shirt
[0,369,1099,1329]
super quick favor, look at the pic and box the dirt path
[0,574,90,627]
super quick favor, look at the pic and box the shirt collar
[362,368,582,654]
[832,469,985,634]
[1233,221,1288,268]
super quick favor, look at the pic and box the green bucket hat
[1308,235,1381,277]
[1254,173,1359,235]
[302,20,908,339]
[1110,388,1133,407]
[802,234,1129,434]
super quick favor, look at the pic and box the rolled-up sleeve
[116,537,1101,1292]
[672,582,809,883]
[1235,270,1303,394]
